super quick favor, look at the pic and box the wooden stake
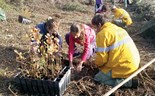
[103,58,155,96]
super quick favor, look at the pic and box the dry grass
[0,0,155,96]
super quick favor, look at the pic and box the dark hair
[70,23,80,33]
[45,18,57,30]
[91,15,105,26]
[42,18,59,41]
[101,5,107,12]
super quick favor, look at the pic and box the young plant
[14,27,62,80]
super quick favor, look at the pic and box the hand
[69,61,74,69]
[77,61,84,72]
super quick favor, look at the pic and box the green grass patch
[57,2,89,13]
[0,68,7,76]
[0,0,11,10]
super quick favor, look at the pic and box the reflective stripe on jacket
[95,22,140,78]
[113,8,132,26]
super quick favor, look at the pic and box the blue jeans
[94,71,132,87]
[57,34,63,48]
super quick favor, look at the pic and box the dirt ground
[0,0,155,96]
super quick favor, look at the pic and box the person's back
[116,8,132,25]
[36,22,47,35]
[96,22,140,78]
[112,6,132,27]
[92,15,140,88]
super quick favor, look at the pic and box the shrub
[14,28,63,80]
[0,0,10,10]
[57,2,89,13]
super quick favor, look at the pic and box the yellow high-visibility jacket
[95,22,140,78]
[113,8,132,26]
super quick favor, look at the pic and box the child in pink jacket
[65,23,96,71]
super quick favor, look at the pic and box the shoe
[131,79,139,89]
[73,52,81,57]
[120,79,139,89]
[62,59,69,66]
[93,79,100,85]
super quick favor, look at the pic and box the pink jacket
[69,24,96,62]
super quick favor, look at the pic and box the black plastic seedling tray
[14,66,71,96]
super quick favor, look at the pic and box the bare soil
[0,0,155,96]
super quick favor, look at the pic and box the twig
[71,77,93,96]
[143,71,155,85]
[70,81,83,93]
[85,85,93,90]
[143,76,155,86]
[143,70,151,79]
[3,60,12,65]
[127,89,134,96]
[139,73,148,89]
[79,82,87,90]
[143,78,155,93]
[140,73,155,89]
[78,76,93,82]
[141,70,155,84]
[8,84,17,96]
[79,82,92,96]
[139,73,145,81]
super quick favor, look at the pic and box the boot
[120,79,139,89]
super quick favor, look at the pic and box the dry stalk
[84,84,93,90]
[139,73,145,81]
[79,82,92,96]
[70,81,83,93]
[127,89,134,96]
[8,84,17,96]
[75,81,91,96]
[3,60,11,65]
[143,81,153,94]
[139,73,155,90]
[14,27,62,79]
[140,70,155,85]
[143,76,155,87]
[69,79,93,96]
[143,70,152,79]
[78,76,93,82]
[139,73,150,92]
[76,76,94,96]
[143,70,155,84]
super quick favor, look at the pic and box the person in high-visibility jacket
[112,6,132,27]
[91,15,140,88]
